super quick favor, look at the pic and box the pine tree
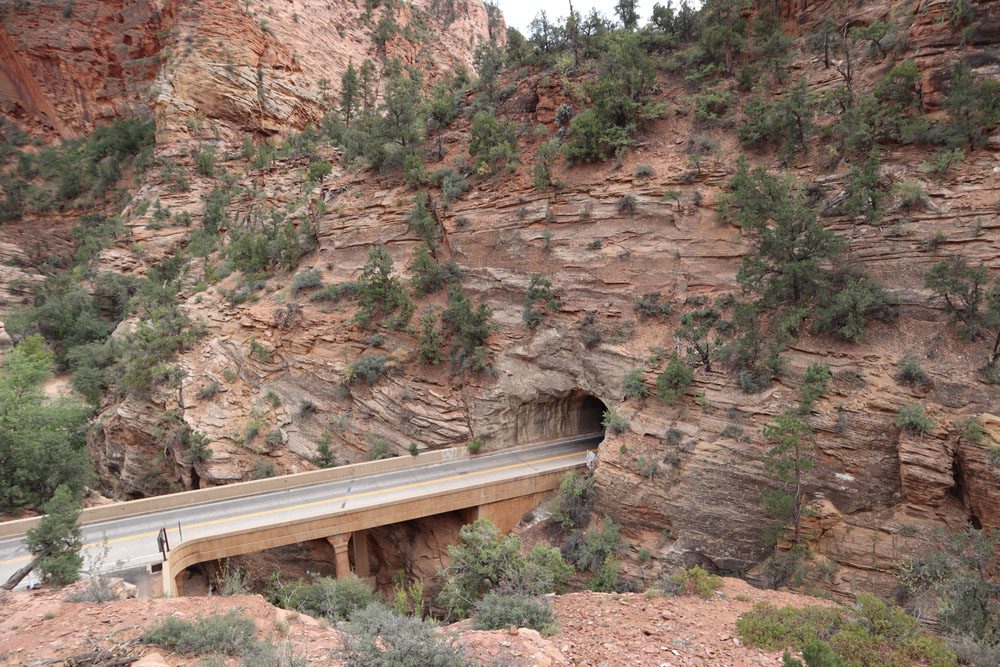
[943,61,1000,149]
[355,244,413,329]
[26,485,83,586]
[614,0,639,30]
[721,158,844,306]
[358,59,377,111]
[761,414,813,546]
[410,243,449,295]
[339,60,361,128]
[418,310,444,365]
[314,433,336,468]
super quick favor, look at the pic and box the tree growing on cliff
[942,61,1000,150]
[899,527,1000,655]
[26,485,84,586]
[339,60,361,128]
[655,353,693,404]
[925,255,990,339]
[699,0,750,76]
[354,244,414,330]
[721,158,844,308]
[441,286,492,374]
[417,309,444,365]
[761,413,814,547]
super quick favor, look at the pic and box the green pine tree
[26,485,83,586]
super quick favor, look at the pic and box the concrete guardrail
[0,445,473,540]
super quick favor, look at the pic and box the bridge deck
[0,435,598,589]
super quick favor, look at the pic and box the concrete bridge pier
[327,530,371,579]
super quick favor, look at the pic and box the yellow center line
[0,449,589,567]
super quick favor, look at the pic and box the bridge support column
[351,530,370,578]
[327,534,352,579]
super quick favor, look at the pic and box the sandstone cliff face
[0,0,170,138]
[5,0,1000,603]
[0,0,498,141]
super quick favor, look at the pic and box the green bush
[306,159,332,182]
[656,353,693,404]
[550,471,596,531]
[345,353,392,386]
[812,272,898,343]
[441,286,492,374]
[588,557,623,593]
[142,609,257,656]
[417,309,444,365]
[532,139,561,189]
[438,519,571,619]
[342,604,471,667]
[439,169,468,208]
[896,180,928,211]
[622,367,649,400]
[563,32,661,163]
[895,354,931,389]
[195,148,216,177]
[26,485,83,586]
[354,244,413,329]
[736,595,957,667]
[737,80,815,162]
[523,274,560,329]
[310,281,358,303]
[113,304,202,396]
[899,527,1000,652]
[291,268,323,294]
[409,243,457,295]
[407,193,440,245]
[942,61,1000,149]
[473,592,554,632]
[693,86,736,124]
[469,112,517,175]
[634,292,671,320]
[923,148,964,178]
[798,363,831,415]
[601,407,628,435]
[669,565,723,598]
[569,516,622,573]
[268,574,374,621]
[365,435,395,461]
[895,403,934,435]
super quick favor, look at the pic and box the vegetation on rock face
[898,528,1000,662]
[0,118,154,221]
[354,244,414,330]
[550,471,596,531]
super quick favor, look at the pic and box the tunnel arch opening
[511,389,608,445]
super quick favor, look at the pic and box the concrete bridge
[0,435,598,596]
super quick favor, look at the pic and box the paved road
[0,435,598,588]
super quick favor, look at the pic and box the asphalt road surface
[0,434,599,588]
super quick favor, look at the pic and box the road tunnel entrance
[512,389,607,444]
